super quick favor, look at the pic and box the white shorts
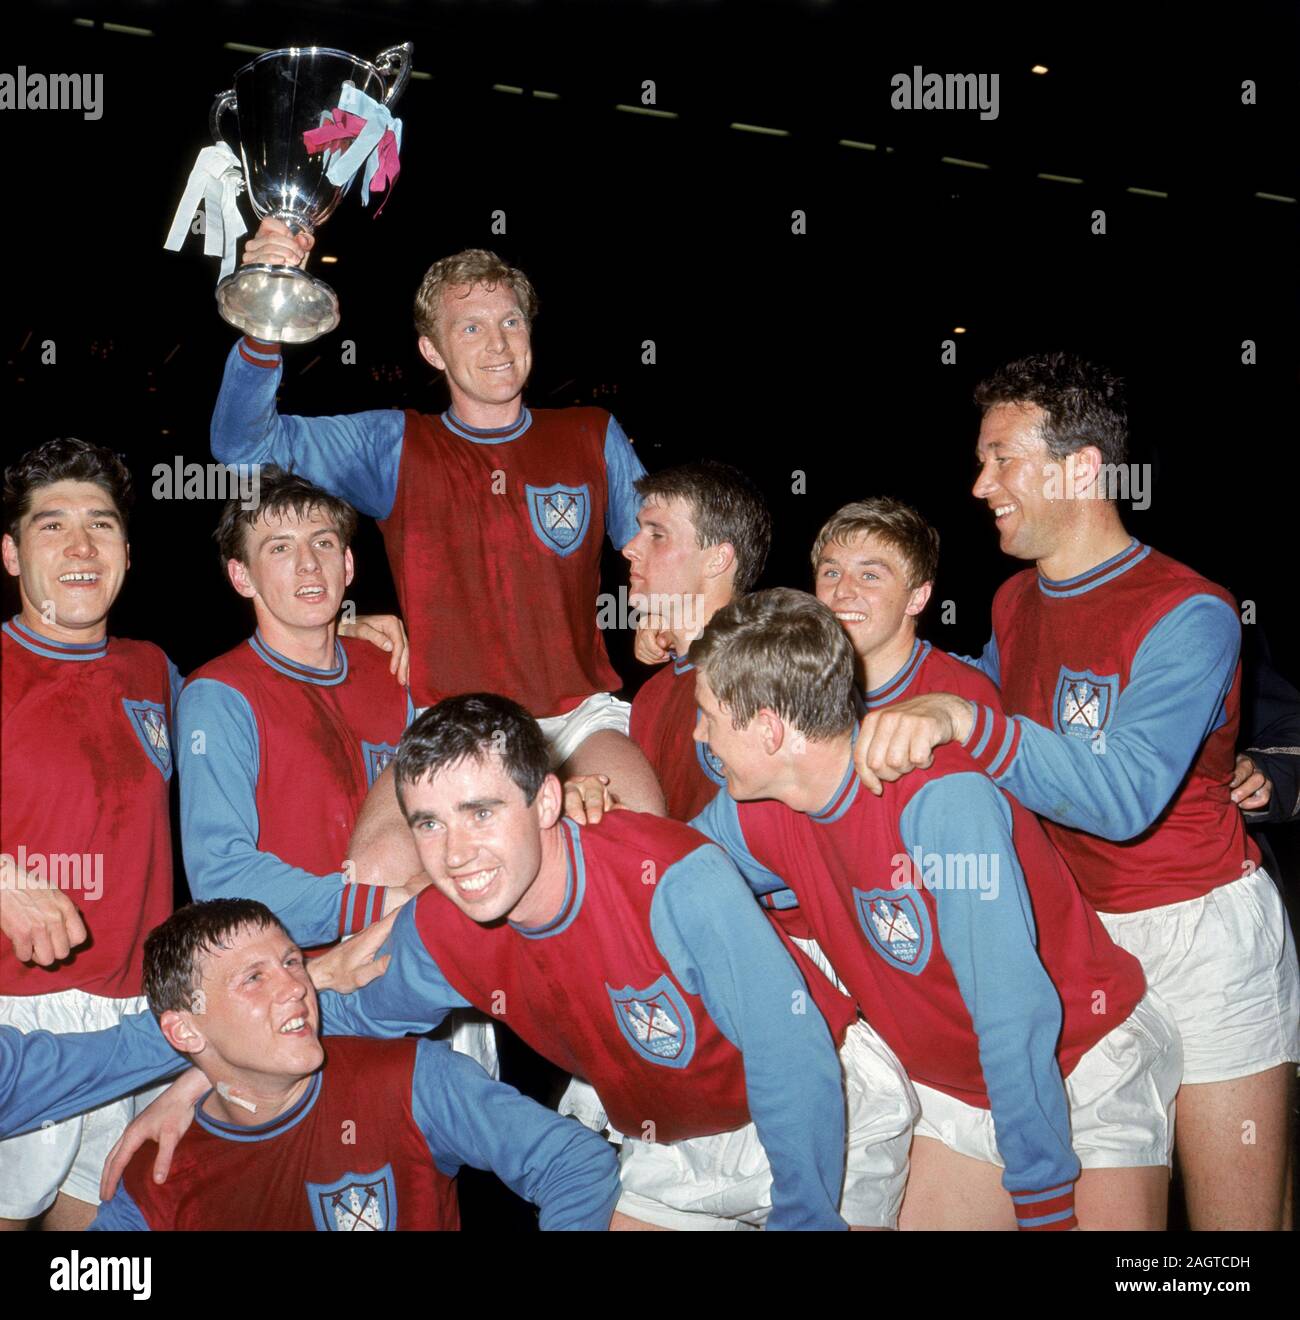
[1098,869,1300,1085]
[0,989,169,1219]
[613,1019,918,1230]
[912,990,1182,1170]
[414,692,632,771]
[537,692,633,768]
[428,1010,499,1079]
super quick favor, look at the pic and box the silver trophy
[209,43,412,343]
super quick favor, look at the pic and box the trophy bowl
[211,43,411,343]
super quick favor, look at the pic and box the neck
[18,600,107,646]
[776,733,855,815]
[860,626,918,695]
[670,580,735,654]
[255,613,337,671]
[507,823,570,928]
[1037,506,1132,581]
[201,1068,313,1129]
[447,391,524,432]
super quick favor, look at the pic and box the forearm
[653,855,847,1231]
[903,778,1079,1227]
[210,338,404,517]
[0,1015,186,1139]
[347,764,422,888]
[317,902,468,1038]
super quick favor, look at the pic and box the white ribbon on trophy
[163,142,248,280]
[315,83,403,207]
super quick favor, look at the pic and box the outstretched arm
[412,1040,619,1230]
[651,846,847,1231]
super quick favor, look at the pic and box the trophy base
[215,265,340,344]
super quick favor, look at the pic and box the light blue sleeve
[899,774,1078,1204]
[177,678,382,947]
[689,789,791,901]
[166,656,184,723]
[0,1015,185,1139]
[87,1185,151,1231]
[315,900,471,1039]
[603,413,647,549]
[410,1039,619,1230]
[211,339,405,518]
[950,633,1001,687]
[966,595,1240,840]
[652,846,847,1231]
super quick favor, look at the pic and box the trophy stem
[215,264,340,344]
[268,210,317,237]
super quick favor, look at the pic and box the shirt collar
[3,615,108,662]
[248,630,348,686]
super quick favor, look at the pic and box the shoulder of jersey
[586,807,710,856]
[528,404,613,434]
[182,640,252,690]
[105,636,171,665]
[992,564,1038,608]
[338,634,407,682]
[923,644,1002,707]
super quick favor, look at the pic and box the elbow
[1090,799,1158,843]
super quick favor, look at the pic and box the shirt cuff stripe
[238,343,281,369]
[1011,1182,1074,1205]
[339,883,359,939]
[986,718,1021,779]
[1019,1208,1077,1230]
[965,704,996,760]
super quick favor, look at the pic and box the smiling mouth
[294,586,326,599]
[453,867,500,894]
[279,1015,310,1035]
[993,503,1017,520]
[58,572,100,584]
[834,611,867,623]
[481,362,513,373]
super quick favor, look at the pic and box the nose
[622,531,643,565]
[972,459,997,501]
[487,322,508,355]
[444,825,477,872]
[64,524,96,557]
[275,964,308,1003]
[296,543,320,573]
[833,575,853,601]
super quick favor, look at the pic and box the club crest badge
[526,482,591,558]
[694,723,727,787]
[121,698,172,779]
[307,1165,396,1231]
[361,739,398,787]
[606,974,696,1069]
[853,885,933,976]
[1052,667,1117,740]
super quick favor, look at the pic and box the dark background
[3,0,1297,1230]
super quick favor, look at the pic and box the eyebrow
[449,310,521,325]
[407,797,507,826]
[28,507,119,522]
[637,515,668,532]
[255,526,339,548]
[458,797,506,812]
[227,944,301,982]
[228,955,269,986]
[818,551,893,570]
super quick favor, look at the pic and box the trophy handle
[209,88,237,148]
[373,43,413,106]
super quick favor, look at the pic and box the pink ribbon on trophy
[303,109,401,214]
